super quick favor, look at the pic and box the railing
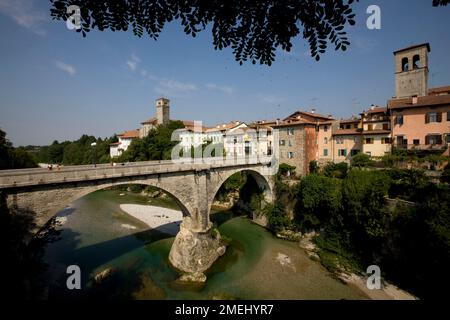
[393,144,449,151]
[0,155,275,188]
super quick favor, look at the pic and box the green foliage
[351,152,374,168]
[341,170,391,240]
[385,169,432,202]
[263,203,290,233]
[49,0,362,65]
[323,162,348,178]
[441,168,450,184]
[35,134,116,165]
[278,163,296,177]
[117,121,185,162]
[295,174,342,229]
[0,129,38,169]
[309,160,319,174]
[215,172,246,202]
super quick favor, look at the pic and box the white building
[109,129,140,158]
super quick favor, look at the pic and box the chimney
[311,108,316,114]
[276,118,280,125]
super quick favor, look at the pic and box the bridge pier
[168,169,226,281]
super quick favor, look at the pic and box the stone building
[139,97,171,138]
[272,111,334,176]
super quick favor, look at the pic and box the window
[323,149,328,156]
[336,137,344,144]
[366,152,372,156]
[413,55,421,69]
[413,139,420,145]
[324,137,328,144]
[287,128,295,135]
[448,112,450,121]
[401,57,409,72]
[447,135,450,144]
[288,152,295,159]
[324,126,328,132]
[345,124,351,129]
[279,140,285,146]
[288,140,292,147]
[383,123,389,130]
[365,138,374,144]
[382,137,391,144]
[367,124,373,131]
[426,112,442,123]
[338,149,347,157]
[426,135,442,145]
[395,115,404,125]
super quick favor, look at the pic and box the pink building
[388,43,450,154]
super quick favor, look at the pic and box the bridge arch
[208,168,273,214]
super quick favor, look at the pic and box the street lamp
[91,142,97,167]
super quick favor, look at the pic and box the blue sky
[0,0,449,146]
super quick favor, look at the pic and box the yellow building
[361,106,392,157]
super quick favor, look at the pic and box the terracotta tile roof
[333,129,362,136]
[141,117,157,125]
[272,118,316,128]
[365,106,387,114]
[181,120,210,132]
[284,111,334,122]
[118,129,140,139]
[393,43,430,55]
[428,86,450,96]
[388,94,450,109]
[207,121,244,132]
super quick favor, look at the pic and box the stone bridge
[0,156,276,280]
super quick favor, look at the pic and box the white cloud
[126,53,141,71]
[0,0,47,35]
[56,61,76,76]
[257,93,284,105]
[155,79,197,96]
[205,83,234,94]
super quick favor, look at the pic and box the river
[41,189,368,300]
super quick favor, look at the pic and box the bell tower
[394,43,430,98]
[156,97,170,125]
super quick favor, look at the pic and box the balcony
[393,144,449,152]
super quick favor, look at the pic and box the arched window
[401,57,409,71]
[413,55,421,69]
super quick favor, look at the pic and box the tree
[50,1,448,66]
[351,152,373,168]
[323,162,348,178]
[50,0,360,65]
[295,174,342,229]
[0,129,38,169]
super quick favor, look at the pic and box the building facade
[389,43,450,155]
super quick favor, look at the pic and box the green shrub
[351,152,374,168]
[323,162,348,179]
[278,163,296,177]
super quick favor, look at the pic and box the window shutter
[437,135,442,145]
[437,112,442,123]
[425,136,429,145]
[425,114,429,124]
